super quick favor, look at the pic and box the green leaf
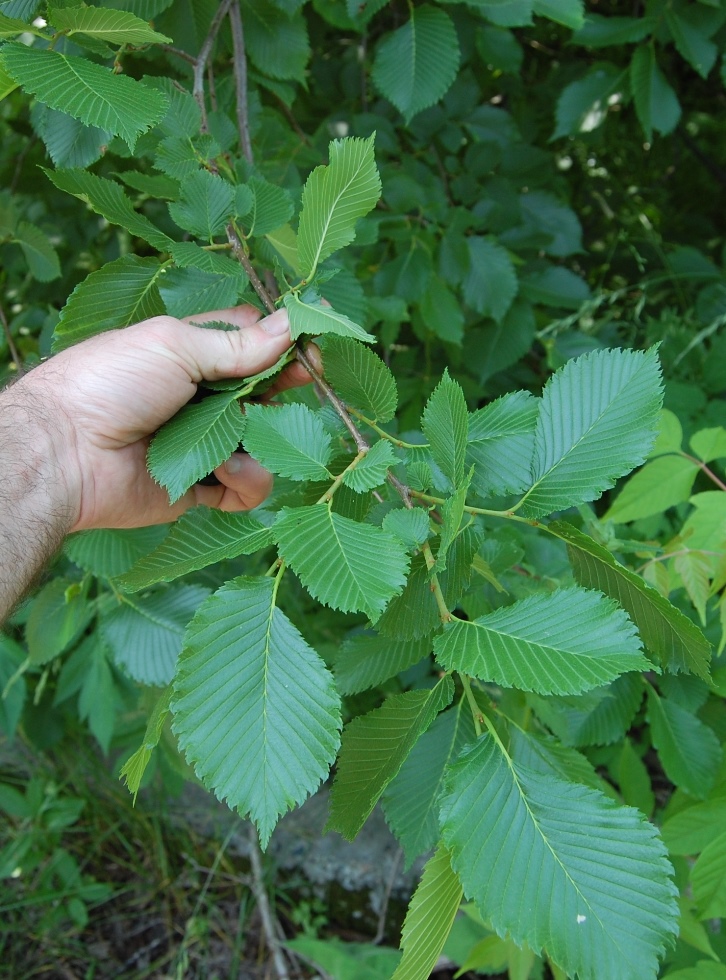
[34,107,109,168]
[285,938,401,978]
[392,845,463,980]
[26,580,93,666]
[116,509,273,592]
[147,392,247,504]
[52,255,165,352]
[48,5,172,44]
[273,504,409,621]
[169,241,241,277]
[101,585,208,686]
[383,701,476,867]
[477,0,533,28]
[662,798,726,855]
[646,689,722,799]
[343,441,396,493]
[440,734,679,980]
[419,275,465,345]
[245,176,294,236]
[665,9,718,79]
[159,266,245,319]
[11,220,60,281]
[168,170,235,241]
[552,67,625,140]
[327,677,454,840]
[546,521,712,681]
[371,6,460,124]
[0,10,34,36]
[435,587,649,696]
[243,402,332,482]
[691,426,726,463]
[116,170,180,200]
[464,299,536,385]
[173,576,341,847]
[284,291,375,343]
[529,674,644,748]
[692,832,726,919]
[0,43,168,150]
[421,369,468,489]
[467,390,538,498]
[574,15,654,47]
[463,237,518,323]
[120,688,172,803]
[617,737,655,817]
[243,0,310,82]
[508,726,613,798]
[65,526,168,578]
[630,46,681,140]
[297,134,381,279]
[518,347,663,518]
[532,0,583,30]
[318,335,397,423]
[604,455,699,524]
[519,264,591,309]
[334,633,431,696]
[44,168,173,250]
[382,509,431,552]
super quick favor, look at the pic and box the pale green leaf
[326,677,454,840]
[532,0,583,30]
[26,580,93,666]
[662,798,726,855]
[649,408,683,457]
[519,347,663,518]
[372,6,459,123]
[674,550,711,625]
[148,392,247,504]
[65,526,168,578]
[117,509,273,592]
[285,290,375,343]
[604,455,699,524]
[101,585,208,686]
[12,220,60,281]
[334,633,431,696]
[52,255,165,352]
[343,441,396,493]
[691,426,726,463]
[0,63,17,101]
[273,504,409,621]
[677,897,720,961]
[243,402,332,482]
[529,674,644,748]
[392,845,463,980]
[617,737,655,817]
[463,236,518,323]
[318,335,397,423]
[435,587,649,696]
[284,938,400,978]
[0,43,168,150]
[421,368,468,489]
[48,5,172,44]
[172,576,341,847]
[120,688,172,804]
[0,10,34,35]
[265,223,300,274]
[546,521,712,681]
[297,134,381,279]
[433,482,469,575]
[44,167,173,250]
[467,390,538,497]
[647,689,721,799]
[692,832,726,919]
[630,46,681,140]
[665,10,718,79]
[382,509,430,552]
[440,734,679,980]
[245,175,294,236]
[168,170,235,241]
[662,961,726,980]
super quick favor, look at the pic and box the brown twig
[158,42,196,65]
[0,301,23,376]
[194,0,234,131]
[226,224,277,313]
[229,0,254,164]
[247,824,292,980]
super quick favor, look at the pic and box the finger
[264,344,322,398]
[193,453,273,511]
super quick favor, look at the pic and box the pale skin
[0,304,314,621]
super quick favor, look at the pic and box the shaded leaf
[334,633,431,696]
[319,335,398,422]
[463,237,518,323]
[647,689,721,799]
[467,390,538,497]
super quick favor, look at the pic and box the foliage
[3,1,726,977]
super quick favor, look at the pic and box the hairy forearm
[0,380,77,622]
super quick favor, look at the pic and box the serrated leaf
[665,10,718,79]
[392,844,463,980]
[245,175,294,236]
[343,441,396,493]
[383,701,476,867]
[274,504,409,621]
[117,508,273,592]
[52,255,165,352]
[0,43,168,150]
[372,6,459,123]
[101,585,208,686]
[34,105,110,169]
[508,726,613,798]
[435,587,649,696]
[170,241,241,277]
[243,402,332,482]
[284,291,375,343]
[12,220,60,281]
[159,266,245,319]
[148,392,247,504]
[647,689,721,799]
[604,455,699,524]
[518,347,663,518]
[120,688,172,804]
[154,135,204,179]
[48,5,172,44]
[434,482,469,575]
[467,390,538,497]
[529,673,644,748]
[327,677,454,840]
[319,335,397,422]
[532,0,583,30]
[334,633,431,696]
[421,369,468,489]
[168,170,235,241]
[297,134,381,279]
[45,168,173,250]
[116,170,180,200]
[630,46,681,140]
[674,550,711,625]
[477,0,533,28]
[0,10,33,35]
[65,526,168,578]
[26,580,93,666]
[173,576,340,847]
[547,521,712,681]
[440,734,679,980]
[266,223,300,273]
[463,237,518,324]
[243,0,310,81]
[382,508,430,551]
[692,832,726,920]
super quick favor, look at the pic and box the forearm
[0,379,78,622]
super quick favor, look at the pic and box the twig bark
[229,0,254,164]
[247,824,292,980]
[226,225,277,314]
[193,0,234,130]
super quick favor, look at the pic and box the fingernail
[225,454,243,474]
[260,309,290,336]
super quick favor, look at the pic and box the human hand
[24,305,314,531]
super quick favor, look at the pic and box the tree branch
[194,0,234,131]
[229,0,254,164]
[247,824,292,980]
[226,224,277,314]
